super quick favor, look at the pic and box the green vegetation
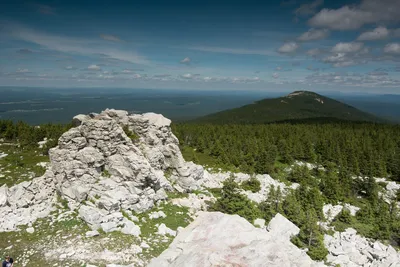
[122,125,140,141]
[193,91,383,124]
[240,177,261,193]
[209,177,261,222]
[0,120,72,186]
[101,169,111,178]
[0,144,48,186]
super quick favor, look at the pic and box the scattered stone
[324,228,400,266]
[149,211,167,219]
[26,227,35,234]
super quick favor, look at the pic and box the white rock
[254,218,266,228]
[85,230,100,237]
[149,211,167,219]
[267,213,299,239]
[157,223,176,236]
[0,185,8,207]
[101,222,119,233]
[26,227,35,234]
[121,219,141,236]
[149,212,325,267]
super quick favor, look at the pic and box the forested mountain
[194,91,384,124]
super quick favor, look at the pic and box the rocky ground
[0,109,399,267]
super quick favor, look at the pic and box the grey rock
[26,227,35,234]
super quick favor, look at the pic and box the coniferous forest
[173,121,400,258]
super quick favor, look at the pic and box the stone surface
[148,212,325,267]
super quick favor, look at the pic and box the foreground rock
[148,212,325,267]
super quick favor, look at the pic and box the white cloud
[87,64,101,71]
[100,34,122,42]
[64,66,77,70]
[295,0,324,17]
[332,42,364,53]
[187,46,275,56]
[180,57,191,65]
[309,0,400,30]
[4,22,149,65]
[307,48,322,56]
[16,68,30,73]
[304,72,400,87]
[384,43,400,54]
[272,73,279,79]
[122,69,134,73]
[278,42,299,53]
[357,27,389,41]
[181,73,193,79]
[298,28,329,41]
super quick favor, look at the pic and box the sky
[1,0,400,93]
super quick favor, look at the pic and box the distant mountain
[193,91,384,124]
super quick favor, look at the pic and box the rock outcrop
[148,212,325,267]
[0,109,205,232]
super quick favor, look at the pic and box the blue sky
[1,0,400,93]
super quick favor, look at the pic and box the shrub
[122,125,140,141]
[241,177,261,193]
[209,177,261,222]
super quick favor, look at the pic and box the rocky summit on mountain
[0,109,399,267]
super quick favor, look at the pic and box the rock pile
[0,171,56,231]
[148,212,326,267]
[324,228,400,266]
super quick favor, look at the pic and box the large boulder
[148,212,325,267]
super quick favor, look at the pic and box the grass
[0,206,90,267]
[180,145,240,173]
[133,201,192,260]
[0,143,49,187]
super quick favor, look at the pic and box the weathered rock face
[148,212,326,267]
[324,228,400,266]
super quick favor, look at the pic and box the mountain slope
[193,91,383,124]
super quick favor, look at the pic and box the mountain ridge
[193,90,384,124]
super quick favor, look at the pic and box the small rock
[86,230,100,237]
[26,227,35,234]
